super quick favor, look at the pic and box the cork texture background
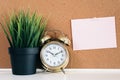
[0,0,120,68]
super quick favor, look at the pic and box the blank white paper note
[71,17,117,50]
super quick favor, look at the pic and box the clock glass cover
[40,42,68,67]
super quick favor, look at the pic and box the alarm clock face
[40,41,69,68]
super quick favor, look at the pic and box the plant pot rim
[8,47,40,55]
[8,47,40,49]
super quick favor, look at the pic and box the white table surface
[0,69,120,80]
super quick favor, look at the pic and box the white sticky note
[71,17,117,50]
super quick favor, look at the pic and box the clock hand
[47,51,54,56]
[55,50,62,56]
[49,52,54,56]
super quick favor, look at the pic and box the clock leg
[61,68,65,74]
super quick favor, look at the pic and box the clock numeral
[45,54,48,57]
[49,47,52,50]
[61,50,63,53]
[61,58,63,61]
[62,54,64,57]
[46,58,49,61]
[54,62,56,65]
[46,50,49,53]
[53,46,56,49]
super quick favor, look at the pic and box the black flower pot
[8,47,40,75]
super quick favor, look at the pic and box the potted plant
[0,11,47,75]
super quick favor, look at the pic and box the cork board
[0,0,120,68]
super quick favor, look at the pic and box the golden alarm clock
[40,30,71,73]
